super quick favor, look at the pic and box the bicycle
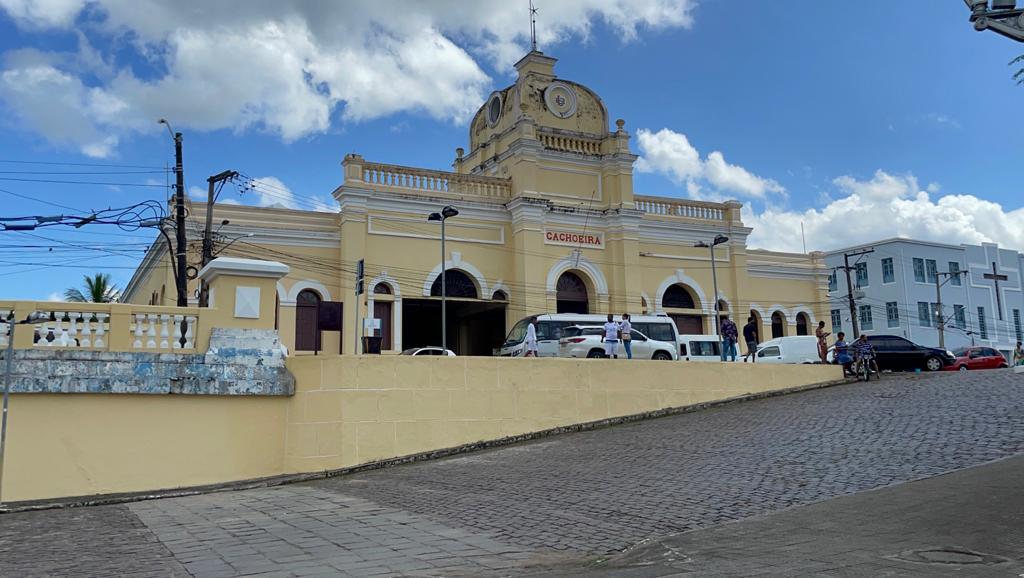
[855,354,878,381]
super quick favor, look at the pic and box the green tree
[64,273,120,303]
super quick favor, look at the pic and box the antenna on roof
[529,0,538,52]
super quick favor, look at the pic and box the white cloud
[745,170,1024,253]
[0,0,698,156]
[635,127,785,199]
[704,151,785,199]
[246,176,337,213]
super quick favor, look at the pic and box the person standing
[1014,341,1024,367]
[833,331,854,376]
[602,314,620,359]
[815,320,831,363]
[620,313,633,360]
[720,314,738,362]
[742,316,759,363]
[524,317,539,357]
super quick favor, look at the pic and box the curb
[0,375,852,514]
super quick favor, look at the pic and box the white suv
[557,325,678,360]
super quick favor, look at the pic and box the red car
[944,346,1009,372]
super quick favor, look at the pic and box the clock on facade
[543,82,577,119]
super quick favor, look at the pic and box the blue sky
[0,0,1022,299]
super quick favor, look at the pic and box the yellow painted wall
[2,394,287,503]
[2,357,841,504]
[282,356,843,474]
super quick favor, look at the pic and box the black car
[864,335,955,372]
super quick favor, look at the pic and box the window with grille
[918,302,931,327]
[949,262,961,286]
[954,305,966,329]
[1014,309,1022,342]
[858,305,873,331]
[925,259,938,284]
[913,258,926,283]
[886,302,899,327]
[978,306,988,340]
[831,309,842,332]
[855,262,869,286]
[828,271,838,292]
[882,258,894,283]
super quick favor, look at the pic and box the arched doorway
[430,270,478,298]
[295,289,321,351]
[796,312,810,336]
[771,311,786,339]
[556,271,589,314]
[663,284,703,335]
[373,283,394,350]
[491,290,508,301]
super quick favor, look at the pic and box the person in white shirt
[619,313,633,360]
[524,317,539,357]
[602,314,620,359]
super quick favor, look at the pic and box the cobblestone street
[1,370,1022,577]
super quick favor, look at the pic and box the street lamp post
[965,0,1024,42]
[695,235,729,357]
[1,312,46,505]
[428,206,459,353]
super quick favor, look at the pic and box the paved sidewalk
[539,453,1024,577]
[0,370,1021,577]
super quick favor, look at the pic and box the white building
[824,238,1024,359]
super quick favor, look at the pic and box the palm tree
[64,273,120,303]
[1014,54,1024,85]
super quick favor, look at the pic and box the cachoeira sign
[544,229,604,249]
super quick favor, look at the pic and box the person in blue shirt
[833,332,854,375]
[852,334,879,375]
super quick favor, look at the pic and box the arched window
[771,311,786,339]
[491,290,508,301]
[796,312,810,336]
[430,270,478,298]
[295,289,322,351]
[556,271,589,314]
[663,284,696,309]
[373,283,392,295]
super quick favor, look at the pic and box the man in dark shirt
[720,314,739,362]
[742,316,759,363]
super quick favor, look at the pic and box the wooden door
[374,301,393,350]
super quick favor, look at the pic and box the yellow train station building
[124,50,830,356]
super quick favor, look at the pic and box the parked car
[678,334,722,362]
[943,346,1008,372]
[400,347,456,357]
[828,335,954,372]
[755,336,821,364]
[500,313,679,357]
[558,325,678,360]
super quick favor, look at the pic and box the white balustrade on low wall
[635,196,726,221]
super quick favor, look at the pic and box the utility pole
[200,170,238,307]
[841,248,874,338]
[935,270,968,349]
[172,131,187,307]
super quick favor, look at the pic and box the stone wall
[1,328,294,396]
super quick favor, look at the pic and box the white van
[678,334,721,362]
[499,313,679,358]
[755,336,821,364]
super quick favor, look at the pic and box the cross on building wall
[982,261,1009,321]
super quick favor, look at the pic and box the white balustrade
[133,313,146,348]
[145,314,158,349]
[636,197,725,221]
[0,309,10,348]
[361,162,511,200]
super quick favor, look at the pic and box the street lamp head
[441,206,459,219]
[713,234,729,245]
[428,212,443,222]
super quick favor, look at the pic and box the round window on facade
[486,93,503,126]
